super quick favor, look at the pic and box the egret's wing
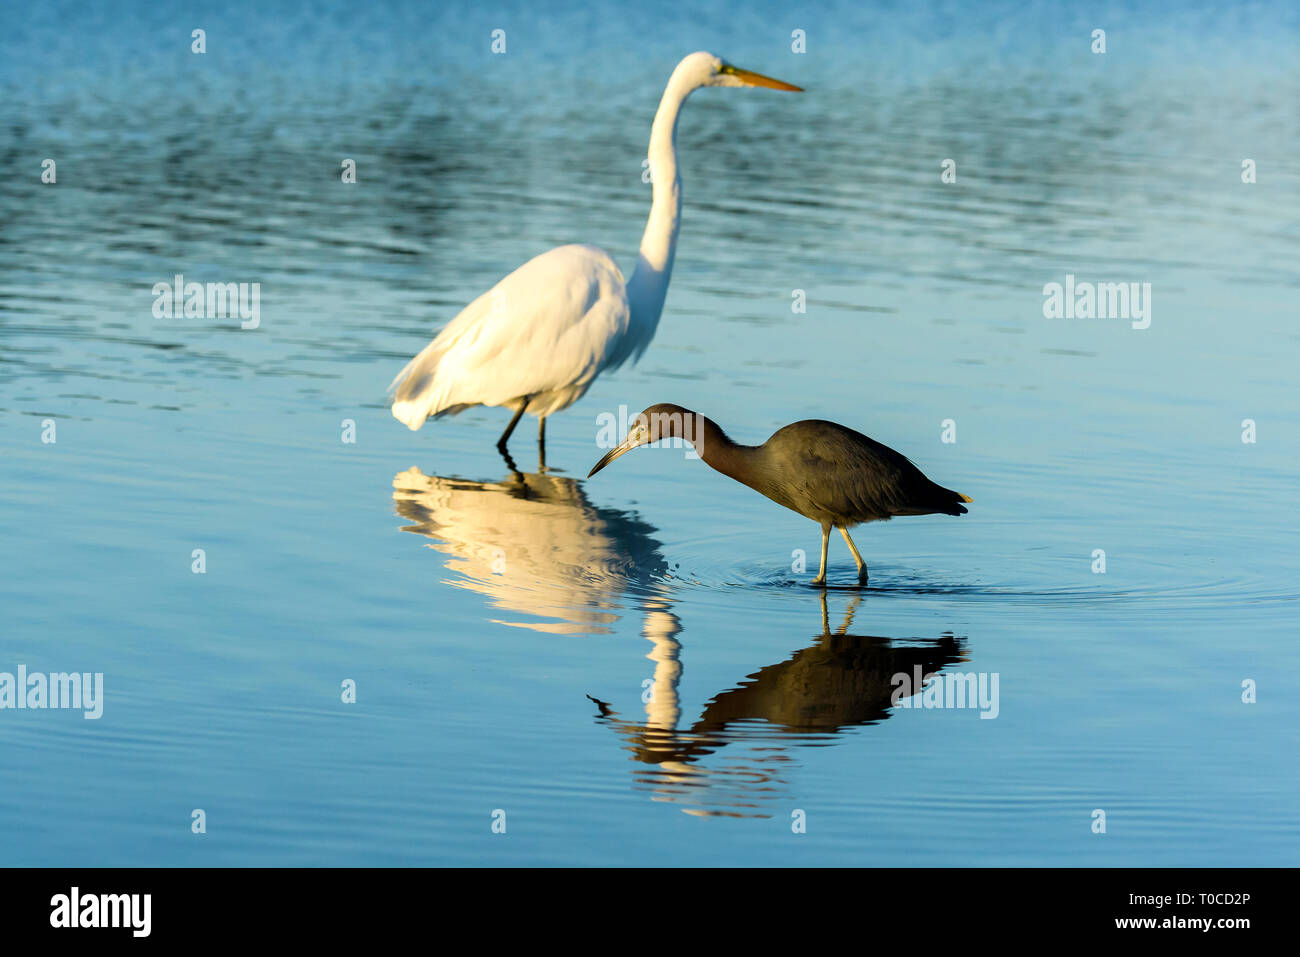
[390,245,629,429]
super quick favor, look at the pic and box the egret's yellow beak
[587,439,637,478]
[722,64,803,91]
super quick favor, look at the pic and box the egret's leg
[497,445,522,480]
[839,526,868,584]
[537,415,548,471]
[811,526,830,587]
[497,397,531,451]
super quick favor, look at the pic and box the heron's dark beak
[587,439,636,478]
[727,65,803,92]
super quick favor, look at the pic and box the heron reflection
[392,463,668,634]
[588,593,967,817]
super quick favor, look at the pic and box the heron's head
[588,403,703,477]
[678,51,803,93]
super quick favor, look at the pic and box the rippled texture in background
[2,0,1298,863]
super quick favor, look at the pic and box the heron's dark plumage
[746,420,969,527]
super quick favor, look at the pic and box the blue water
[2,0,1298,865]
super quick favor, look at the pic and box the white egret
[388,51,801,460]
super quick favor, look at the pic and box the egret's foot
[856,566,869,585]
[536,442,552,473]
[496,445,523,478]
[810,574,827,588]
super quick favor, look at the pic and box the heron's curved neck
[626,72,694,333]
[687,415,760,488]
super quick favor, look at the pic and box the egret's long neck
[626,74,693,335]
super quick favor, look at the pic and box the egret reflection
[392,465,669,634]
[589,594,968,817]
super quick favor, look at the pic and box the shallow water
[2,0,1298,864]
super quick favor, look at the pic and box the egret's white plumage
[391,244,630,426]
[389,51,801,450]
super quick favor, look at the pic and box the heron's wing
[800,432,910,517]
[390,244,629,429]
[777,422,953,520]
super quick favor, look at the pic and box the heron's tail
[947,490,972,515]
[929,486,971,516]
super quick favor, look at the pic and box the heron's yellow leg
[839,526,868,584]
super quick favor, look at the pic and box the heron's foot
[856,565,869,585]
[810,573,827,588]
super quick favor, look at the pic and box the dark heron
[587,403,972,586]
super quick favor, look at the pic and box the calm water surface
[2,0,1298,864]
